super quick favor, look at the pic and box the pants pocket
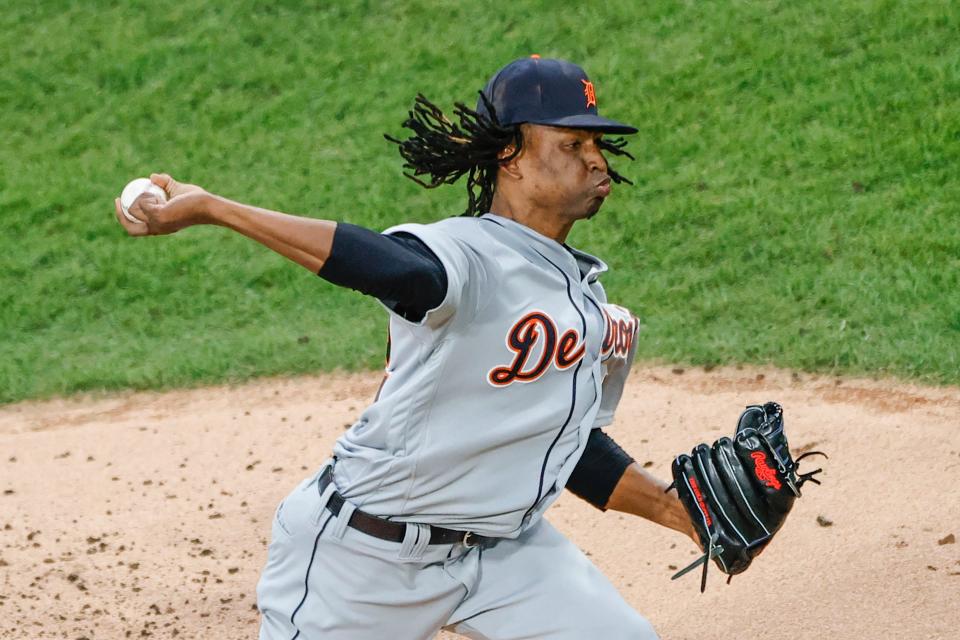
[274,500,293,538]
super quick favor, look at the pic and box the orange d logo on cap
[581,79,597,109]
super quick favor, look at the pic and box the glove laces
[792,450,828,492]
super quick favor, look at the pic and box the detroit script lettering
[488,311,585,386]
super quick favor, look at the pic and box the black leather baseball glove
[668,402,826,591]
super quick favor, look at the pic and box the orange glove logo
[750,452,782,490]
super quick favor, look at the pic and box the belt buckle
[462,531,479,548]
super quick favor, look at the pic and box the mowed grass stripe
[1,1,958,403]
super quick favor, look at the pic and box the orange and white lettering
[488,311,586,386]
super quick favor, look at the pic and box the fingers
[149,172,208,201]
[114,198,148,236]
[150,172,176,198]
[128,194,159,223]
[139,198,164,219]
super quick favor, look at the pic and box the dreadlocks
[385,93,635,217]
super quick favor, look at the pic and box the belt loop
[329,501,355,540]
[398,523,431,560]
[312,462,337,525]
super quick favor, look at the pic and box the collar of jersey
[480,213,609,282]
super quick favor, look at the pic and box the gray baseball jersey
[257,213,653,639]
[331,213,639,537]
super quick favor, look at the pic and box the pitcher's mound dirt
[1,365,957,639]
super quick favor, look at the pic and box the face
[510,124,612,220]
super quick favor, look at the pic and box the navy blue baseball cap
[476,56,637,134]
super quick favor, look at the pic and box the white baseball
[120,178,167,224]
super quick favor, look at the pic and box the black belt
[318,468,495,548]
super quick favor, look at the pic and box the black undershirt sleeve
[317,223,448,323]
[566,428,636,511]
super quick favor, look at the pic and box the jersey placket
[516,245,606,530]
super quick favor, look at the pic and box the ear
[497,142,524,180]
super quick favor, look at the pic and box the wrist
[669,493,697,542]
[203,193,231,226]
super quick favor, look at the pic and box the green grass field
[2,0,958,404]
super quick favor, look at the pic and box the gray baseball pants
[257,466,659,639]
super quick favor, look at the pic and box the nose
[584,140,607,173]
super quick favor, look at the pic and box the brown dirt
[1,365,958,639]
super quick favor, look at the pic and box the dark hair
[385,93,635,217]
